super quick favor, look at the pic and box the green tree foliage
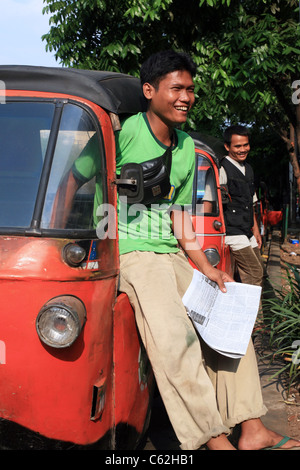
[42,0,230,73]
[42,0,300,190]
[189,0,300,191]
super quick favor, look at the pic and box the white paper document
[182,270,262,359]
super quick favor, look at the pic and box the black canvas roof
[0,65,147,115]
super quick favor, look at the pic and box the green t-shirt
[116,112,195,255]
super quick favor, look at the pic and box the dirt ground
[279,237,300,441]
[286,384,300,441]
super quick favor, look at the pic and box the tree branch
[268,78,297,129]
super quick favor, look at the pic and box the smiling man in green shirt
[115,50,300,451]
[115,110,195,254]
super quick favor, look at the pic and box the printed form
[182,270,261,358]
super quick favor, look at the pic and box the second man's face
[225,134,250,163]
[144,70,195,127]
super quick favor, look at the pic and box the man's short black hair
[140,50,197,88]
[223,125,250,146]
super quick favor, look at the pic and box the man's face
[143,70,195,126]
[224,134,250,163]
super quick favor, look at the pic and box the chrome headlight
[63,243,86,267]
[204,248,220,267]
[36,296,86,348]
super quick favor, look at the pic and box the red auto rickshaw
[0,66,233,450]
[0,66,153,450]
[190,133,233,278]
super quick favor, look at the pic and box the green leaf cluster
[42,1,300,162]
[262,264,300,388]
[42,1,300,111]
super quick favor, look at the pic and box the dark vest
[221,158,255,238]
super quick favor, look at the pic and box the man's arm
[50,170,80,228]
[170,208,233,292]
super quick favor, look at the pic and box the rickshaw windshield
[0,102,54,228]
[41,103,103,232]
[194,154,219,216]
[0,101,105,234]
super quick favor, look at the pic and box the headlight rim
[36,295,86,349]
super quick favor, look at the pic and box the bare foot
[238,418,300,450]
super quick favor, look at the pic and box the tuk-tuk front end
[0,67,153,449]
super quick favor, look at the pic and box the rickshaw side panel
[113,293,154,449]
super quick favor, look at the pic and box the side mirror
[116,163,144,204]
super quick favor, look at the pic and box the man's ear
[224,143,230,152]
[143,82,154,100]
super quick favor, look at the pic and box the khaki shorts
[119,250,267,449]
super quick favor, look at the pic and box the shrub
[262,263,300,388]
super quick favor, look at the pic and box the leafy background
[42,0,300,207]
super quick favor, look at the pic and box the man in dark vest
[220,125,264,287]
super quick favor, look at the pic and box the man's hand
[201,264,234,293]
